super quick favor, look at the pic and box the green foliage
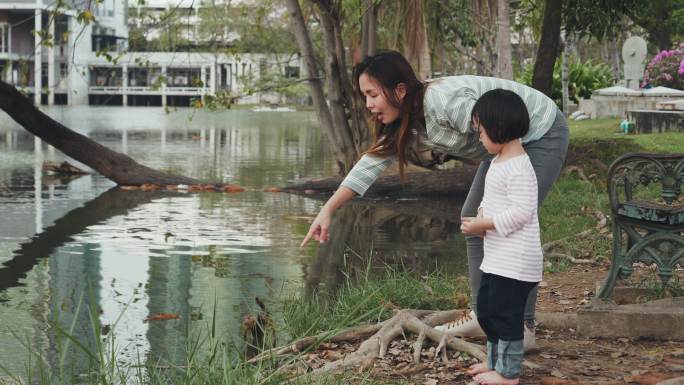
[516,58,614,105]
[197,0,296,54]
[425,0,481,49]
[563,0,638,39]
[627,0,684,49]
[239,67,309,102]
[76,9,96,25]
[203,90,237,111]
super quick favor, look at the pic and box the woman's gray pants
[461,109,569,322]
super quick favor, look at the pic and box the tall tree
[284,0,351,174]
[284,0,370,174]
[471,0,498,75]
[625,0,684,50]
[360,0,378,58]
[496,0,513,79]
[404,0,432,80]
[531,0,562,96]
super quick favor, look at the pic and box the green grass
[568,118,684,153]
[0,291,388,385]
[282,257,470,339]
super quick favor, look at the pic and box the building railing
[88,86,209,95]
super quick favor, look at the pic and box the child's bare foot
[474,370,519,385]
[467,362,490,375]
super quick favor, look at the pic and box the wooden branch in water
[43,160,89,175]
[283,166,478,198]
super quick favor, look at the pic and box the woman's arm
[300,153,393,247]
[300,186,356,247]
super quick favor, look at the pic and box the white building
[88,51,302,106]
[0,0,301,106]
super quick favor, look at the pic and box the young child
[459,89,543,385]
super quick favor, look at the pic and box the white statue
[622,36,647,90]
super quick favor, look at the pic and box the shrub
[643,43,684,90]
[516,59,615,106]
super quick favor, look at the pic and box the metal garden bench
[598,152,684,299]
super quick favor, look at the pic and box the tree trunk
[333,7,371,154]
[561,31,570,114]
[283,166,477,198]
[0,80,199,186]
[532,0,562,97]
[496,0,513,79]
[315,1,358,171]
[404,0,431,80]
[284,0,350,174]
[360,0,377,57]
[472,0,497,75]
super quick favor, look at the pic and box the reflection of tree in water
[145,254,191,372]
[304,197,467,296]
[0,188,165,293]
[0,188,173,379]
[46,243,102,379]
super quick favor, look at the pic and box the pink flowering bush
[643,43,684,90]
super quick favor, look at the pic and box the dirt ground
[301,263,684,385]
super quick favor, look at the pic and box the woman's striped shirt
[340,75,558,196]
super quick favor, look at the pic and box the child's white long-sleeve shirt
[479,154,543,283]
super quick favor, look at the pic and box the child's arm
[461,172,537,236]
[460,215,493,235]
[488,171,538,236]
[460,206,488,236]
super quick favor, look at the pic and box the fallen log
[0,80,199,186]
[283,166,478,198]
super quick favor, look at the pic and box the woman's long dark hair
[353,50,426,181]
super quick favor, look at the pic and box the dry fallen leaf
[551,368,567,378]
[624,372,680,385]
[144,313,180,322]
[541,378,584,385]
[358,356,376,373]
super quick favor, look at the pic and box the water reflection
[305,198,466,295]
[0,107,468,378]
[0,188,164,293]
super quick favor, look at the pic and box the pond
[0,106,467,377]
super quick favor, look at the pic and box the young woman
[300,51,569,350]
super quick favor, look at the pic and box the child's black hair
[471,89,530,144]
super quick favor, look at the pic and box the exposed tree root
[309,309,486,375]
[547,252,596,264]
[255,309,548,380]
[563,165,591,183]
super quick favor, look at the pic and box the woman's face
[359,73,404,124]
